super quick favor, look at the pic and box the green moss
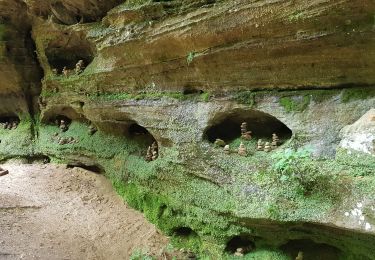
[0,115,34,161]
[199,92,210,102]
[341,87,375,103]
[288,11,305,22]
[234,91,256,107]
[130,248,155,260]
[0,24,8,41]
[335,148,375,176]
[2,108,375,258]
[279,95,310,112]
[225,249,290,260]
[36,121,141,160]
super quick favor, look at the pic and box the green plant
[271,147,329,194]
[130,248,155,260]
[234,91,256,106]
[279,95,310,112]
[199,92,210,102]
[288,11,305,22]
[340,87,375,103]
[187,52,196,65]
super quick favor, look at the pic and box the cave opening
[43,106,91,130]
[225,236,255,254]
[0,115,19,124]
[204,109,292,144]
[128,122,159,161]
[128,123,157,146]
[26,155,51,164]
[182,86,204,95]
[67,164,104,174]
[48,115,72,126]
[45,34,94,74]
[173,227,196,237]
[280,239,342,260]
[0,115,20,130]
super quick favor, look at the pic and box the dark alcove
[204,109,292,143]
[280,239,342,260]
[45,33,94,74]
[225,236,255,254]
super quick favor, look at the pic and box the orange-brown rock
[27,0,375,97]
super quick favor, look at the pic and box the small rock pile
[215,122,281,156]
[146,141,158,162]
[0,119,19,130]
[55,119,69,132]
[53,60,85,78]
[51,132,79,146]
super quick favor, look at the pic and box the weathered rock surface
[0,0,375,258]
[340,109,375,155]
[26,0,375,96]
[24,0,123,24]
[0,0,42,115]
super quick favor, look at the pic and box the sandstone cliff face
[0,0,41,116]
[35,0,375,94]
[1,0,375,258]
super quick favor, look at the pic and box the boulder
[339,109,375,155]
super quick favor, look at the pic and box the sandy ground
[0,162,169,260]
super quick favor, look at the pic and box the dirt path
[0,162,169,260]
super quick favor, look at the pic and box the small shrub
[187,52,196,65]
[279,95,310,112]
[234,91,255,106]
[341,87,375,103]
[271,148,331,195]
[130,248,155,260]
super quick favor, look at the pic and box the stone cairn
[256,139,264,151]
[256,134,280,152]
[234,247,244,257]
[264,142,271,152]
[62,66,69,77]
[57,119,69,132]
[88,124,97,135]
[1,119,19,130]
[75,60,85,75]
[213,122,281,156]
[271,133,279,149]
[238,142,247,156]
[233,244,253,257]
[240,122,252,140]
[295,251,303,260]
[57,136,78,145]
[223,145,230,154]
[214,138,226,147]
[146,141,158,162]
[52,68,58,76]
[51,131,79,146]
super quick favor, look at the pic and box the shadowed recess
[128,122,158,151]
[45,33,94,73]
[0,114,19,124]
[204,109,292,143]
[225,236,255,254]
[280,239,343,260]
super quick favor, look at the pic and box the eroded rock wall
[0,0,375,258]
